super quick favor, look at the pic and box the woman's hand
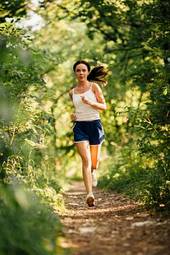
[71,113,77,121]
[81,96,93,106]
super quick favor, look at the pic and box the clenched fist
[81,96,93,106]
[71,113,77,121]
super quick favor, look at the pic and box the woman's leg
[75,141,92,194]
[90,144,101,171]
[90,144,101,187]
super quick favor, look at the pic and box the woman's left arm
[81,83,107,110]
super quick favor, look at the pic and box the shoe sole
[86,196,95,207]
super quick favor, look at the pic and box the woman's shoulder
[91,82,102,92]
[69,84,76,93]
[69,88,73,95]
[69,86,75,98]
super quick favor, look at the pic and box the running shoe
[86,193,95,207]
[92,170,98,187]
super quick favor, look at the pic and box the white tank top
[72,84,100,121]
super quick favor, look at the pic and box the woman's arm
[69,89,73,100]
[81,83,107,110]
[69,89,77,121]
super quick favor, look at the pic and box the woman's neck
[77,81,89,87]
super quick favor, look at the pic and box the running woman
[69,60,108,207]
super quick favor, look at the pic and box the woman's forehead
[75,63,88,70]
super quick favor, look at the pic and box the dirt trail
[59,181,170,255]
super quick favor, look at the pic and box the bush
[0,183,67,255]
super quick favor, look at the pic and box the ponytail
[87,65,108,85]
[73,60,108,86]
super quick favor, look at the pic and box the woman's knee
[81,155,91,167]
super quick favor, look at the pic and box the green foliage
[0,4,69,253]
[0,20,63,198]
[0,0,27,22]
[0,0,170,235]
[0,183,66,255]
[52,0,170,210]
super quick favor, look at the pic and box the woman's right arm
[69,89,73,100]
[69,89,76,121]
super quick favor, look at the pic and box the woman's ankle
[87,191,93,195]
[91,168,97,173]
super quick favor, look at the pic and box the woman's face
[75,63,89,82]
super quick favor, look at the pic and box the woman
[69,60,108,207]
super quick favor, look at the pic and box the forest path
[58,181,170,255]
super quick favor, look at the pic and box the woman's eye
[76,69,87,72]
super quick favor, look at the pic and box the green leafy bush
[0,183,66,255]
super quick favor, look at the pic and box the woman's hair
[73,60,108,85]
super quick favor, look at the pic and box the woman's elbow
[101,103,107,110]
[104,102,107,110]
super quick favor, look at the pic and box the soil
[58,181,170,255]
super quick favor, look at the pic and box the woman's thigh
[75,141,91,163]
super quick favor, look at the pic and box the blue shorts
[73,119,105,145]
